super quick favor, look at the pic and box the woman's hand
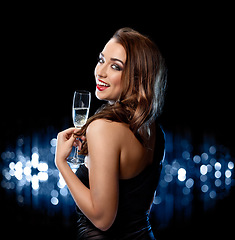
[54,120,121,231]
[55,128,85,167]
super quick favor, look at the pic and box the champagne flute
[67,90,91,165]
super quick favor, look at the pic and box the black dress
[75,125,165,240]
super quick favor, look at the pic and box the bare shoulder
[86,120,129,169]
[86,119,129,137]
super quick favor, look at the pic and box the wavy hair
[79,28,167,155]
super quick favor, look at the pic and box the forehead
[102,38,126,63]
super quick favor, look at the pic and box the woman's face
[94,38,126,103]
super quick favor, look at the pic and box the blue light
[57,174,67,189]
[32,175,39,190]
[210,158,216,166]
[215,179,222,187]
[206,164,213,173]
[225,169,232,178]
[200,165,208,175]
[164,174,173,183]
[0,128,234,227]
[51,189,59,198]
[225,178,232,185]
[182,151,190,160]
[209,190,216,199]
[14,161,23,180]
[23,166,31,176]
[182,187,190,195]
[201,153,209,161]
[200,175,207,182]
[31,152,39,168]
[38,172,48,181]
[60,188,68,197]
[51,197,59,205]
[178,168,186,182]
[193,155,201,164]
[185,178,194,188]
[9,162,15,170]
[214,162,221,171]
[153,196,162,205]
[50,138,57,147]
[37,162,48,172]
[201,184,209,193]
[209,146,216,155]
[215,170,222,178]
[228,161,234,170]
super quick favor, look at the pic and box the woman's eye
[98,57,104,64]
[111,64,122,71]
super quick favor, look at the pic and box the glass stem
[74,146,79,159]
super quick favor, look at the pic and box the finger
[73,131,82,138]
[59,127,76,140]
[63,127,76,134]
[74,127,81,132]
[73,127,82,134]
[80,136,86,142]
[67,132,76,145]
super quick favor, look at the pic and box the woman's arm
[55,120,121,231]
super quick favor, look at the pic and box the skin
[55,38,155,231]
[95,38,126,103]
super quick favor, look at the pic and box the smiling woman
[55,28,167,240]
[95,39,126,103]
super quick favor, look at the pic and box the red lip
[98,79,109,85]
[96,79,110,91]
[96,84,109,91]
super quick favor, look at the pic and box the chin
[95,90,116,103]
[95,90,108,102]
[95,90,104,100]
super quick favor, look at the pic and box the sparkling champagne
[73,107,89,128]
[67,90,91,165]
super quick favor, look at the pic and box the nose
[95,63,108,78]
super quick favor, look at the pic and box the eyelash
[97,57,122,71]
[98,57,104,64]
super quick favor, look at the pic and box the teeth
[98,80,109,87]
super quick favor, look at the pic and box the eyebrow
[100,52,125,66]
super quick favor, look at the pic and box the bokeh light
[0,129,234,227]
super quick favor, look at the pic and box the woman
[55,28,167,239]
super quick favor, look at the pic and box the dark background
[1,6,234,147]
[1,4,234,239]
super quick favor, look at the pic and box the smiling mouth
[96,79,110,91]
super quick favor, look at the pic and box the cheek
[111,74,122,89]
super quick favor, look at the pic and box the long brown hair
[79,28,167,155]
